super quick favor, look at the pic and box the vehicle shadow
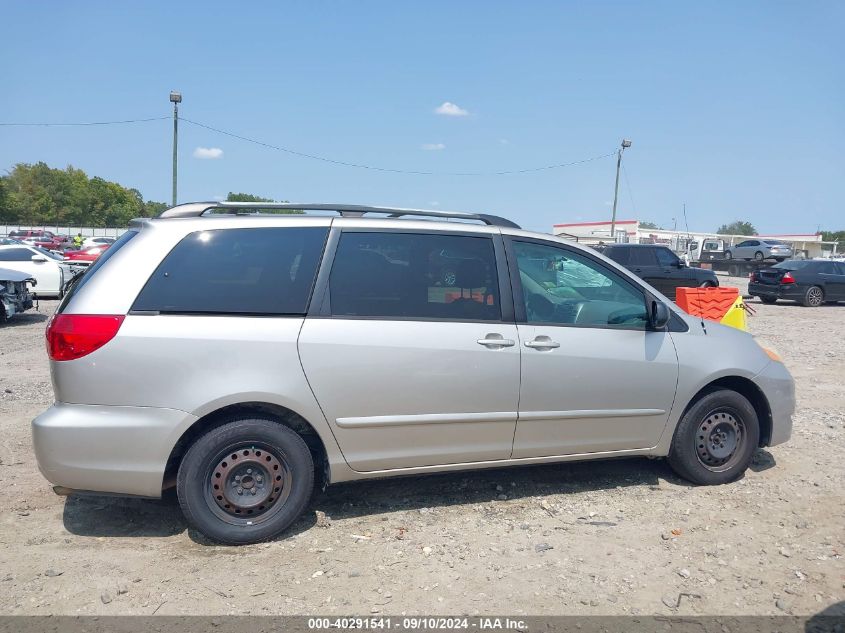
[62,493,187,538]
[1,311,49,327]
[749,448,777,473]
[63,456,679,543]
[305,456,681,527]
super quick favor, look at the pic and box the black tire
[802,285,824,307]
[759,296,777,304]
[699,280,715,288]
[177,418,314,545]
[754,251,764,261]
[667,389,759,485]
[724,251,732,260]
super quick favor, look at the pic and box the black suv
[602,244,718,300]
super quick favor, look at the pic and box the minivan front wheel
[667,389,759,485]
[177,418,314,544]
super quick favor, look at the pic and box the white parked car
[0,244,85,297]
[82,236,116,249]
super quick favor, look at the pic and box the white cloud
[421,143,446,151]
[435,101,469,117]
[193,147,224,159]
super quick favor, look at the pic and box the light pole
[169,91,182,207]
[610,138,632,240]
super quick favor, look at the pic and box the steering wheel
[607,307,646,325]
[526,293,555,321]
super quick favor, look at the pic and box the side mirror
[31,255,47,263]
[650,300,670,330]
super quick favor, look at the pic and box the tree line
[0,162,294,227]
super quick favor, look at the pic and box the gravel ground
[0,282,842,617]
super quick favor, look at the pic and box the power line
[182,117,616,177]
[0,116,170,127]
[0,112,617,177]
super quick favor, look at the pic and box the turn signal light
[46,314,125,361]
[781,272,796,284]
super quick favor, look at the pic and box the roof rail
[157,201,521,229]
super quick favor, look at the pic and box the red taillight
[46,314,125,361]
[781,272,796,284]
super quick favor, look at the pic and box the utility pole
[610,139,632,240]
[169,91,182,207]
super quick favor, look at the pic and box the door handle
[525,337,560,350]
[477,334,515,348]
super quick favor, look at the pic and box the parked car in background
[0,244,85,297]
[749,259,845,306]
[62,243,111,264]
[7,230,67,251]
[82,236,116,249]
[0,268,35,321]
[601,243,719,300]
[725,239,792,262]
[33,201,794,545]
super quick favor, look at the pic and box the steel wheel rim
[755,252,763,261]
[695,409,745,472]
[205,442,293,526]
[807,287,823,306]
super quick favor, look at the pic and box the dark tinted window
[816,262,836,274]
[329,232,500,321]
[604,246,629,265]
[835,263,845,275]
[629,247,657,266]
[0,248,34,261]
[133,227,327,315]
[654,247,679,267]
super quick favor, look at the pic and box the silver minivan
[33,203,794,544]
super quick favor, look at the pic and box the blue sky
[1,1,842,233]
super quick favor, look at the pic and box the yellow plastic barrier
[719,296,748,331]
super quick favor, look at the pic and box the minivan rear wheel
[667,389,759,485]
[177,418,314,544]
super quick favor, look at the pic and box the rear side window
[133,227,327,315]
[58,230,139,313]
[773,260,810,271]
[629,248,657,266]
[0,248,34,261]
[604,247,629,264]
[328,232,501,321]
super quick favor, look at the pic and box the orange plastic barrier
[675,286,740,322]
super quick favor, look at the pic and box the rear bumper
[753,361,795,446]
[32,403,197,498]
[748,282,804,301]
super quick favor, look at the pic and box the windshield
[773,260,810,270]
